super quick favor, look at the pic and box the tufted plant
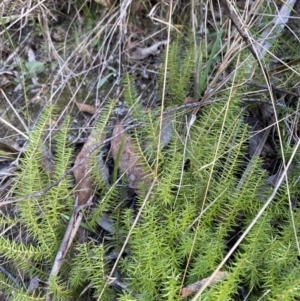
[1,28,300,301]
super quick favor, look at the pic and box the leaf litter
[73,130,103,205]
[111,121,153,191]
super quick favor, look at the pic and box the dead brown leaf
[180,271,229,298]
[111,122,152,190]
[75,101,96,115]
[129,40,168,60]
[73,132,102,205]
[183,97,198,105]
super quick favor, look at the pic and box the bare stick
[45,201,92,301]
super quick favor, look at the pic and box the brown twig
[246,81,300,98]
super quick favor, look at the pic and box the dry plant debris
[47,129,106,298]
[73,131,102,205]
[180,271,229,298]
[111,121,153,190]
[128,39,169,60]
[75,101,97,115]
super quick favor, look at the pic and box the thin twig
[46,201,92,301]
[0,265,22,288]
[246,81,300,97]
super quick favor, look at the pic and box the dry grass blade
[111,122,152,190]
[46,202,88,301]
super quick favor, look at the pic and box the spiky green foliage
[158,34,196,105]
[1,32,299,301]
[109,44,300,301]
[0,107,108,300]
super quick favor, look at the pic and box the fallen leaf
[180,271,229,298]
[0,141,20,160]
[111,122,152,190]
[75,101,96,115]
[129,40,168,60]
[159,112,175,149]
[97,213,115,233]
[0,74,12,87]
[73,132,104,205]
[28,276,39,295]
[159,97,198,148]
[183,97,198,105]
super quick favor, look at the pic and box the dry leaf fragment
[97,213,115,233]
[159,97,198,148]
[111,122,152,189]
[0,71,16,87]
[41,145,55,176]
[0,141,20,160]
[183,97,198,105]
[73,133,100,205]
[75,101,96,115]
[159,112,175,149]
[129,40,168,60]
[27,276,39,295]
[180,271,229,298]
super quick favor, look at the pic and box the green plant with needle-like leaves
[0,20,300,301]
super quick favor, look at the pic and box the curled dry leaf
[180,271,229,298]
[75,101,96,115]
[111,122,152,190]
[73,132,103,205]
[129,40,168,60]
